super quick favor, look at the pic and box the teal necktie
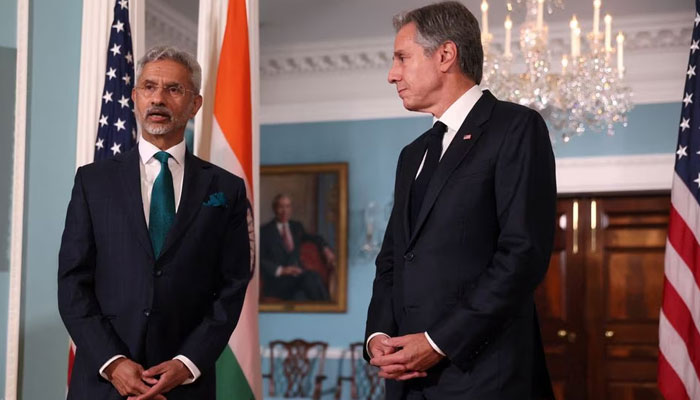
[149,151,175,258]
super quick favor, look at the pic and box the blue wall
[0,0,16,48]
[20,0,82,398]
[258,101,680,353]
[0,0,17,394]
[553,102,680,157]
[259,117,432,350]
[0,45,16,396]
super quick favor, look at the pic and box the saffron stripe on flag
[213,0,252,189]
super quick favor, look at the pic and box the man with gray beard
[58,46,252,400]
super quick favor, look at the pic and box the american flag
[67,0,136,390]
[94,0,136,161]
[658,1,700,398]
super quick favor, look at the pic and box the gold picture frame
[259,163,348,312]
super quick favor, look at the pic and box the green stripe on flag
[216,345,255,400]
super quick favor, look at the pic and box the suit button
[404,252,415,262]
[144,309,151,317]
[154,269,163,277]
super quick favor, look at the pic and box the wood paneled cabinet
[535,195,670,400]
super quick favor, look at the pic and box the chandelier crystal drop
[481,0,633,143]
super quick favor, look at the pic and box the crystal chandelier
[481,0,633,142]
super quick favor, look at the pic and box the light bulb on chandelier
[481,0,633,143]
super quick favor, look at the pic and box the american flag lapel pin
[463,133,472,140]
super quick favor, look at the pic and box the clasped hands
[104,358,193,400]
[369,333,444,381]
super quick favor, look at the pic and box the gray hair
[135,45,202,93]
[393,1,483,84]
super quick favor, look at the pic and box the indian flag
[195,0,262,399]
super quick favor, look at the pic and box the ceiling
[165,0,692,47]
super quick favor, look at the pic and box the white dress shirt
[139,137,186,225]
[415,84,483,176]
[368,85,483,358]
[99,136,200,384]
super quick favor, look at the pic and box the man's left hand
[370,333,444,381]
[323,247,336,266]
[126,359,192,400]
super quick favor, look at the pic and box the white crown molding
[143,6,690,122]
[144,5,688,121]
[555,153,674,193]
[260,12,690,76]
[260,11,691,124]
[261,38,393,76]
[145,0,198,56]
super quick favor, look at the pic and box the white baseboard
[260,346,349,360]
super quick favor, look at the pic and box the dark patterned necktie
[410,121,447,232]
[149,151,175,258]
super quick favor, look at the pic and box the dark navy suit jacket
[365,91,557,399]
[58,148,251,399]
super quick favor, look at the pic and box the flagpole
[5,0,29,397]
[248,0,263,395]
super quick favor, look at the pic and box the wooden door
[588,195,669,400]
[537,194,669,400]
[536,198,587,400]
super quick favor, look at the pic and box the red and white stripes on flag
[658,3,700,398]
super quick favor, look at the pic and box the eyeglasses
[134,83,196,99]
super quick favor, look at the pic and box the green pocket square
[203,192,228,207]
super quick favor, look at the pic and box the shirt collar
[138,135,187,166]
[434,84,483,132]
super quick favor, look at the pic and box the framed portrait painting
[259,163,348,312]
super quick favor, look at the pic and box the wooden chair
[335,342,384,400]
[263,339,329,399]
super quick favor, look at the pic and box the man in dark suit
[58,46,251,400]
[364,2,557,399]
[260,194,332,301]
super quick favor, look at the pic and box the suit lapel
[408,90,497,248]
[400,138,430,244]
[160,151,214,258]
[118,148,155,259]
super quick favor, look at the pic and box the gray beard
[142,123,171,136]
[136,103,193,136]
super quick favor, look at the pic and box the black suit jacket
[260,219,307,278]
[365,91,556,399]
[58,148,251,400]
[259,220,330,298]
